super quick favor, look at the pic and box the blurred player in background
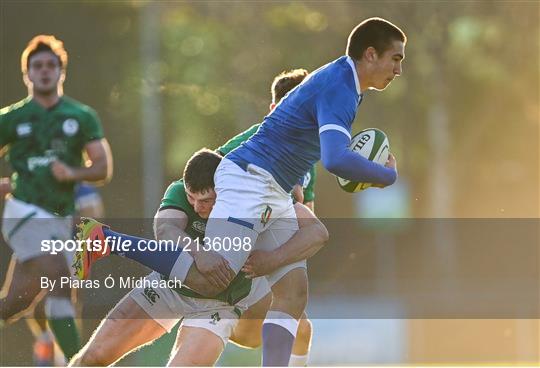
[0,35,113,363]
[74,183,105,220]
[24,183,105,365]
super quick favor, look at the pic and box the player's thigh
[168,326,225,366]
[2,256,54,303]
[208,158,297,273]
[74,294,168,366]
[0,257,45,320]
[256,204,306,286]
[204,215,258,274]
[2,196,72,264]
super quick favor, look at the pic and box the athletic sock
[33,330,55,366]
[45,297,80,361]
[262,311,299,366]
[289,353,309,366]
[103,228,184,278]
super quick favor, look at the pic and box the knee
[232,330,262,349]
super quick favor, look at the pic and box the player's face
[370,40,405,91]
[186,187,217,219]
[27,51,62,95]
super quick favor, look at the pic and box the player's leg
[73,219,226,297]
[168,326,225,366]
[250,211,307,366]
[2,197,82,360]
[168,307,239,366]
[231,296,312,366]
[0,253,81,360]
[230,287,272,349]
[256,206,308,366]
[1,256,55,365]
[290,314,312,366]
[230,279,312,366]
[27,296,56,366]
[0,256,47,322]
[70,294,170,366]
[263,266,308,366]
[41,252,81,362]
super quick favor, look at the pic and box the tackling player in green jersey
[71,69,321,366]
[0,35,113,363]
[71,149,326,366]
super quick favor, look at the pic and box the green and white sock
[45,297,81,360]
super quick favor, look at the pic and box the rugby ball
[336,128,390,192]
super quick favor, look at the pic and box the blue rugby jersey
[228,56,395,192]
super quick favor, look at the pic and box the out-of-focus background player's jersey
[0,96,104,216]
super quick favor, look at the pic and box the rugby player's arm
[154,208,191,242]
[0,146,11,197]
[320,130,397,186]
[242,202,329,278]
[51,138,113,184]
[154,208,224,297]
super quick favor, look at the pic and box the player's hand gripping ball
[336,128,390,192]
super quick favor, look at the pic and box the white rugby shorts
[2,196,73,263]
[130,272,270,345]
[204,158,306,285]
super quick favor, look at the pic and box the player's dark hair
[183,148,222,193]
[346,17,406,60]
[271,68,309,104]
[21,35,68,74]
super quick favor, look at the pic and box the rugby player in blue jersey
[212,18,405,365]
[76,17,406,366]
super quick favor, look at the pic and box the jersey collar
[29,95,64,112]
[346,56,362,96]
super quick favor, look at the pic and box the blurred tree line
[1,1,538,218]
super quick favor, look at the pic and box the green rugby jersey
[217,123,317,203]
[0,96,104,216]
[159,179,252,305]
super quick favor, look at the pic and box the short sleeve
[81,107,104,143]
[217,124,260,155]
[159,180,192,214]
[0,109,15,147]
[315,83,357,139]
